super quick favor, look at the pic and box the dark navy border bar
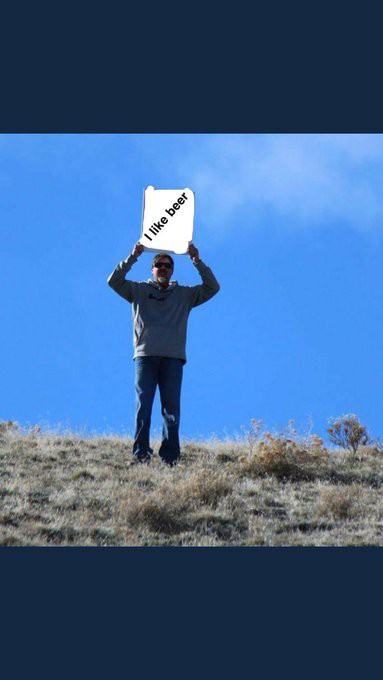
[1,547,382,676]
[2,78,382,133]
[1,4,382,133]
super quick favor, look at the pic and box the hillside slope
[1,423,383,546]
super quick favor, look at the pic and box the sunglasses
[154,262,172,269]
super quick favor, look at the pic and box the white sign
[139,185,195,254]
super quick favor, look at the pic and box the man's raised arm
[107,242,144,302]
[187,243,220,308]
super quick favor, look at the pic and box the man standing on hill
[107,242,220,467]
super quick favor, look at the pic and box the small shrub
[239,433,326,482]
[0,421,19,439]
[317,485,363,520]
[327,414,370,455]
[179,470,232,508]
[126,497,186,534]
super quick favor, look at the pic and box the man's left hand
[188,243,200,263]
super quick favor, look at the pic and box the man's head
[151,253,174,288]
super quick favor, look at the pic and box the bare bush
[327,414,370,455]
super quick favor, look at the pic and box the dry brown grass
[1,422,383,546]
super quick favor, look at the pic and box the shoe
[161,458,178,468]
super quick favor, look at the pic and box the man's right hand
[131,242,144,258]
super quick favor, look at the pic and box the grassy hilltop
[1,417,383,547]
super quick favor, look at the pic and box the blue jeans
[133,356,184,465]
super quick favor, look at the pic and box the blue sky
[1,134,383,445]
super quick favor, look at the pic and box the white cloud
[176,134,383,236]
[3,133,383,239]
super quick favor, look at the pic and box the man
[107,242,220,466]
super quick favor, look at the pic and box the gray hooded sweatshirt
[107,255,220,363]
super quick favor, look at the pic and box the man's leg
[133,357,159,461]
[158,358,183,466]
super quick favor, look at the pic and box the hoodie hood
[147,279,178,290]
